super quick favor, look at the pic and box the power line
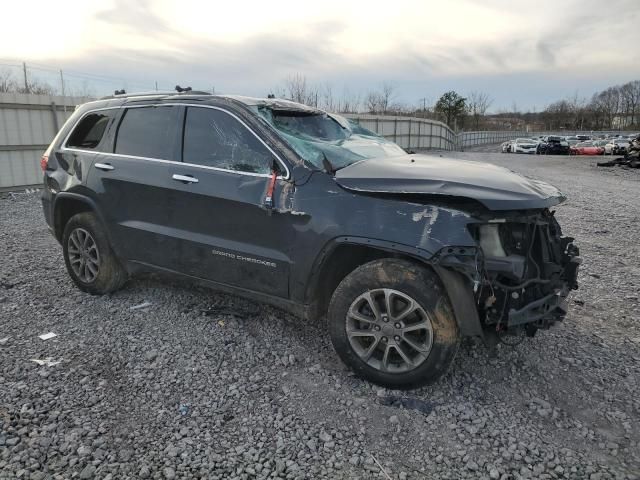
[0,60,204,94]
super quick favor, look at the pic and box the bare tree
[284,73,308,104]
[364,91,382,114]
[15,77,57,95]
[306,85,320,108]
[596,87,621,128]
[362,82,396,114]
[567,93,588,130]
[339,87,361,113]
[0,68,16,93]
[380,82,395,113]
[620,81,640,128]
[467,91,493,129]
[322,82,335,112]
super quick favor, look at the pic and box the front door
[165,105,294,298]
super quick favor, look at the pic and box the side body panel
[281,169,479,304]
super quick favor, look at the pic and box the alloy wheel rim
[67,228,100,283]
[346,288,433,374]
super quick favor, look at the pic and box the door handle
[172,174,199,183]
[95,163,114,171]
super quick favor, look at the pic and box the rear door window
[115,106,179,160]
[66,112,113,150]
[182,107,273,174]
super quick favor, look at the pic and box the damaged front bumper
[434,209,581,336]
[507,286,569,327]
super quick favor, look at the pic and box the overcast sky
[2,0,639,111]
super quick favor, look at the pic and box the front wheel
[327,259,460,389]
[62,212,128,295]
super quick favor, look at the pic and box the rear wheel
[62,212,127,295]
[328,259,459,389]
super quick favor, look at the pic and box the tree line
[273,75,640,131]
[271,74,490,130]
[0,67,57,95]
[3,66,638,131]
[538,81,640,130]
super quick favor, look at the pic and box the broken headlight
[470,221,529,258]
[477,224,506,257]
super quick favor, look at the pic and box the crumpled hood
[334,154,566,210]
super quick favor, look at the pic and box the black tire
[62,212,128,295]
[327,259,459,389]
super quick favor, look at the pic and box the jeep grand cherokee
[41,92,580,389]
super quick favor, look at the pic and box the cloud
[95,0,174,35]
[536,42,555,66]
[4,0,639,109]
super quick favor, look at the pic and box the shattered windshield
[256,108,406,170]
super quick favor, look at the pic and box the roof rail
[100,90,213,100]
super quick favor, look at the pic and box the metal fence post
[429,123,433,149]
[50,102,59,131]
[393,117,398,145]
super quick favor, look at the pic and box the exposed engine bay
[435,209,581,340]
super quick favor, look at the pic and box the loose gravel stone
[1,152,639,479]
[79,464,96,479]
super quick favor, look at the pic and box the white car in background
[604,138,630,155]
[501,140,512,153]
[511,138,538,154]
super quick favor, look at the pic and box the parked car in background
[564,136,580,147]
[605,138,630,155]
[575,135,591,141]
[570,141,605,156]
[592,140,609,150]
[538,136,570,155]
[511,138,537,154]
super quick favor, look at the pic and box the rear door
[164,105,294,298]
[87,104,183,267]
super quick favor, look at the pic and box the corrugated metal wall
[0,93,88,189]
[343,114,456,151]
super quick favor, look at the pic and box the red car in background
[570,141,605,155]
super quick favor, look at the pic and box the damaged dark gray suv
[41,92,580,389]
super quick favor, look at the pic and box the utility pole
[155,81,158,91]
[418,97,427,118]
[60,69,66,112]
[22,62,29,93]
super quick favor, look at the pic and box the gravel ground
[1,150,639,480]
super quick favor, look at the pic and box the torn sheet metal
[335,154,566,210]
